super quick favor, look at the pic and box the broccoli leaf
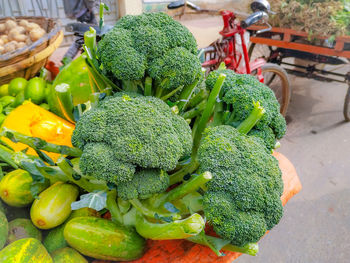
[71,190,107,211]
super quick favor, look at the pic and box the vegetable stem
[155,172,212,208]
[106,190,124,224]
[187,234,259,256]
[144,77,153,96]
[236,101,265,134]
[1,128,83,157]
[177,79,200,112]
[129,199,181,220]
[135,212,205,240]
[192,74,226,156]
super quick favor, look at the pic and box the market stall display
[0,11,302,262]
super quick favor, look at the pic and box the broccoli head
[205,70,287,147]
[148,47,202,91]
[117,169,169,200]
[72,93,192,183]
[97,13,200,87]
[97,28,146,81]
[198,125,283,246]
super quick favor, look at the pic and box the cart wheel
[252,63,292,116]
[343,86,350,121]
[248,43,275,62]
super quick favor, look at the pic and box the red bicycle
[168,0,291,115]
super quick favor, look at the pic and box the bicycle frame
[202,10,265,79]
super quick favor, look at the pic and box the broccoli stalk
[154,171,212,208]
[135,212,205,240]
[1,128,82,157]
[187,234,258,256]
[169,74,226,185]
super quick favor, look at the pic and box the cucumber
[43,208,100,253]
[64,217,146,261]
[7,218,42,244]
[51,247,87,263]
[30,182,79,229]
[0,238,52,262]
[0,169,49,207]
[0,211,8,249]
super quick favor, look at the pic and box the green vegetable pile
[270,0,350,38]
[0,11,288,262]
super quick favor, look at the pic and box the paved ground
[47,15,350,263]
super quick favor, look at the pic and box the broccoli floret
[271,114,287,139]
[148,47,202,91]
[205,69,238,94]
[72,93,192,183]
[205,71,287,142]
[97,13,201,98]
[248,126,277,152]
[117,169,169,200]
[97,28,146,81]
[79,143,135,184]
[198,125,284,246]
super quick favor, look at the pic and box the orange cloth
[130,152,302,263]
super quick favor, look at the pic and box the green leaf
[20,161,46,183]
[71,190,107,211]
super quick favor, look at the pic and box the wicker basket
[0,16,63,85]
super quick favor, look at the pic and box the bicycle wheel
[343,85,350,122]
[252,63,291,116]
[248,43,275,62]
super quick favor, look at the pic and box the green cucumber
[7,218,42,244]
[43,208,100,253]
[0,211,8,249]
[0,238,52,262]
[0,169,49,207]
[30,182,79,230]
[51,247,87,263]
[64,217,146,261]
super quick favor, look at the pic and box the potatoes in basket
[0,19,46,55]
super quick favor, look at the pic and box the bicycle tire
[343,86,350,122]
[252,63,291,116]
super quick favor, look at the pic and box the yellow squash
[1,101,75,161]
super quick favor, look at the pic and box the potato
[29,28,45,42]
[26,22,40,31]
[15,26,26,34]
[0,24,5,33]
[5,20,17,31]
[19,19,29,28]
[0,39,3,46]
[0,35,9,44]
[3,41,17,53]
[13,34,27,42]
[0,46,4,54]
[16,42,26,49]
[8,27,26,40]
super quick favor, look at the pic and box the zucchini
[30,182,79,229]
[43,208,100,253]
[0,169,49,207]
[0,211,8,249]
[51,247,87,263]
[64,217,145,261]
[0,238,52,262]
[7,218,42,244]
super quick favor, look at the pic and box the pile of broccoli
[0,13,290,259]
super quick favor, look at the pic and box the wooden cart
[248,25,350,120]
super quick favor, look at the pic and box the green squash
[64,217,145,261]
